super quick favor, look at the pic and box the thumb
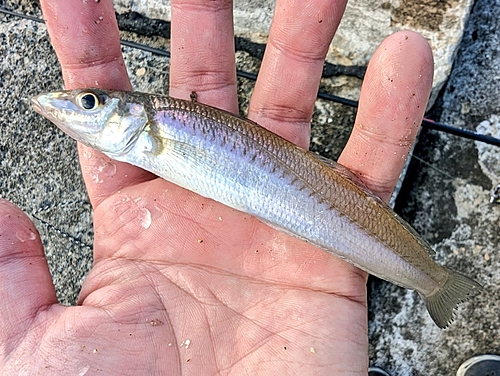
[0,199,57,347]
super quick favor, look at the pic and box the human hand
[1,0,433,374]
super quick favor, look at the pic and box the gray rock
[369,0,500,373]
[114,0,474,104]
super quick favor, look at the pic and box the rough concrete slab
[368,0,500,374]
[0,7,93,306]
[114,0,474,104]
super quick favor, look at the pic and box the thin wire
[2,6,500,147]
[0,6,40,22]
[121,39,171,58]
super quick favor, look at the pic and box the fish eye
[77,92,100,110]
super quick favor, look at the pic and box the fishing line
[32,201,94,250]
[32,212,93,250]
[409,154,456,180]
[2,6,500,147]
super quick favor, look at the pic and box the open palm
[1,0,433,374]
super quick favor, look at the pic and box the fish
[31,88,482,328]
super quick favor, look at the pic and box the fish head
[32,89,149,156]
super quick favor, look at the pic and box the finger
[338,31,434,202]
[248,0,347,148]
[0,200,57,347]
[170,0,238,113]
[39,0,155,207]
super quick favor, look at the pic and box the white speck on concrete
[136,67,146,76]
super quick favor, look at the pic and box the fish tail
[421,268,482,328]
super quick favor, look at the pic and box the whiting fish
[32,89,482,328]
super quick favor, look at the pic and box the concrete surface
[114,0,474,105]
[1,0,499,375]
[0,9,93,305]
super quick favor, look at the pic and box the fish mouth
[31,94,60,125]
[31,94,67,136]
[31,95,44,116]
[31,94,55,120]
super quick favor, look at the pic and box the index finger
[40,0,156,207]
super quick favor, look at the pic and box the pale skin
[0,0,433,374]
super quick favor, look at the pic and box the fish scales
[150,95,438,271]
[32,89,482,328]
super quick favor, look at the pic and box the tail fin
[421,268,482,328]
